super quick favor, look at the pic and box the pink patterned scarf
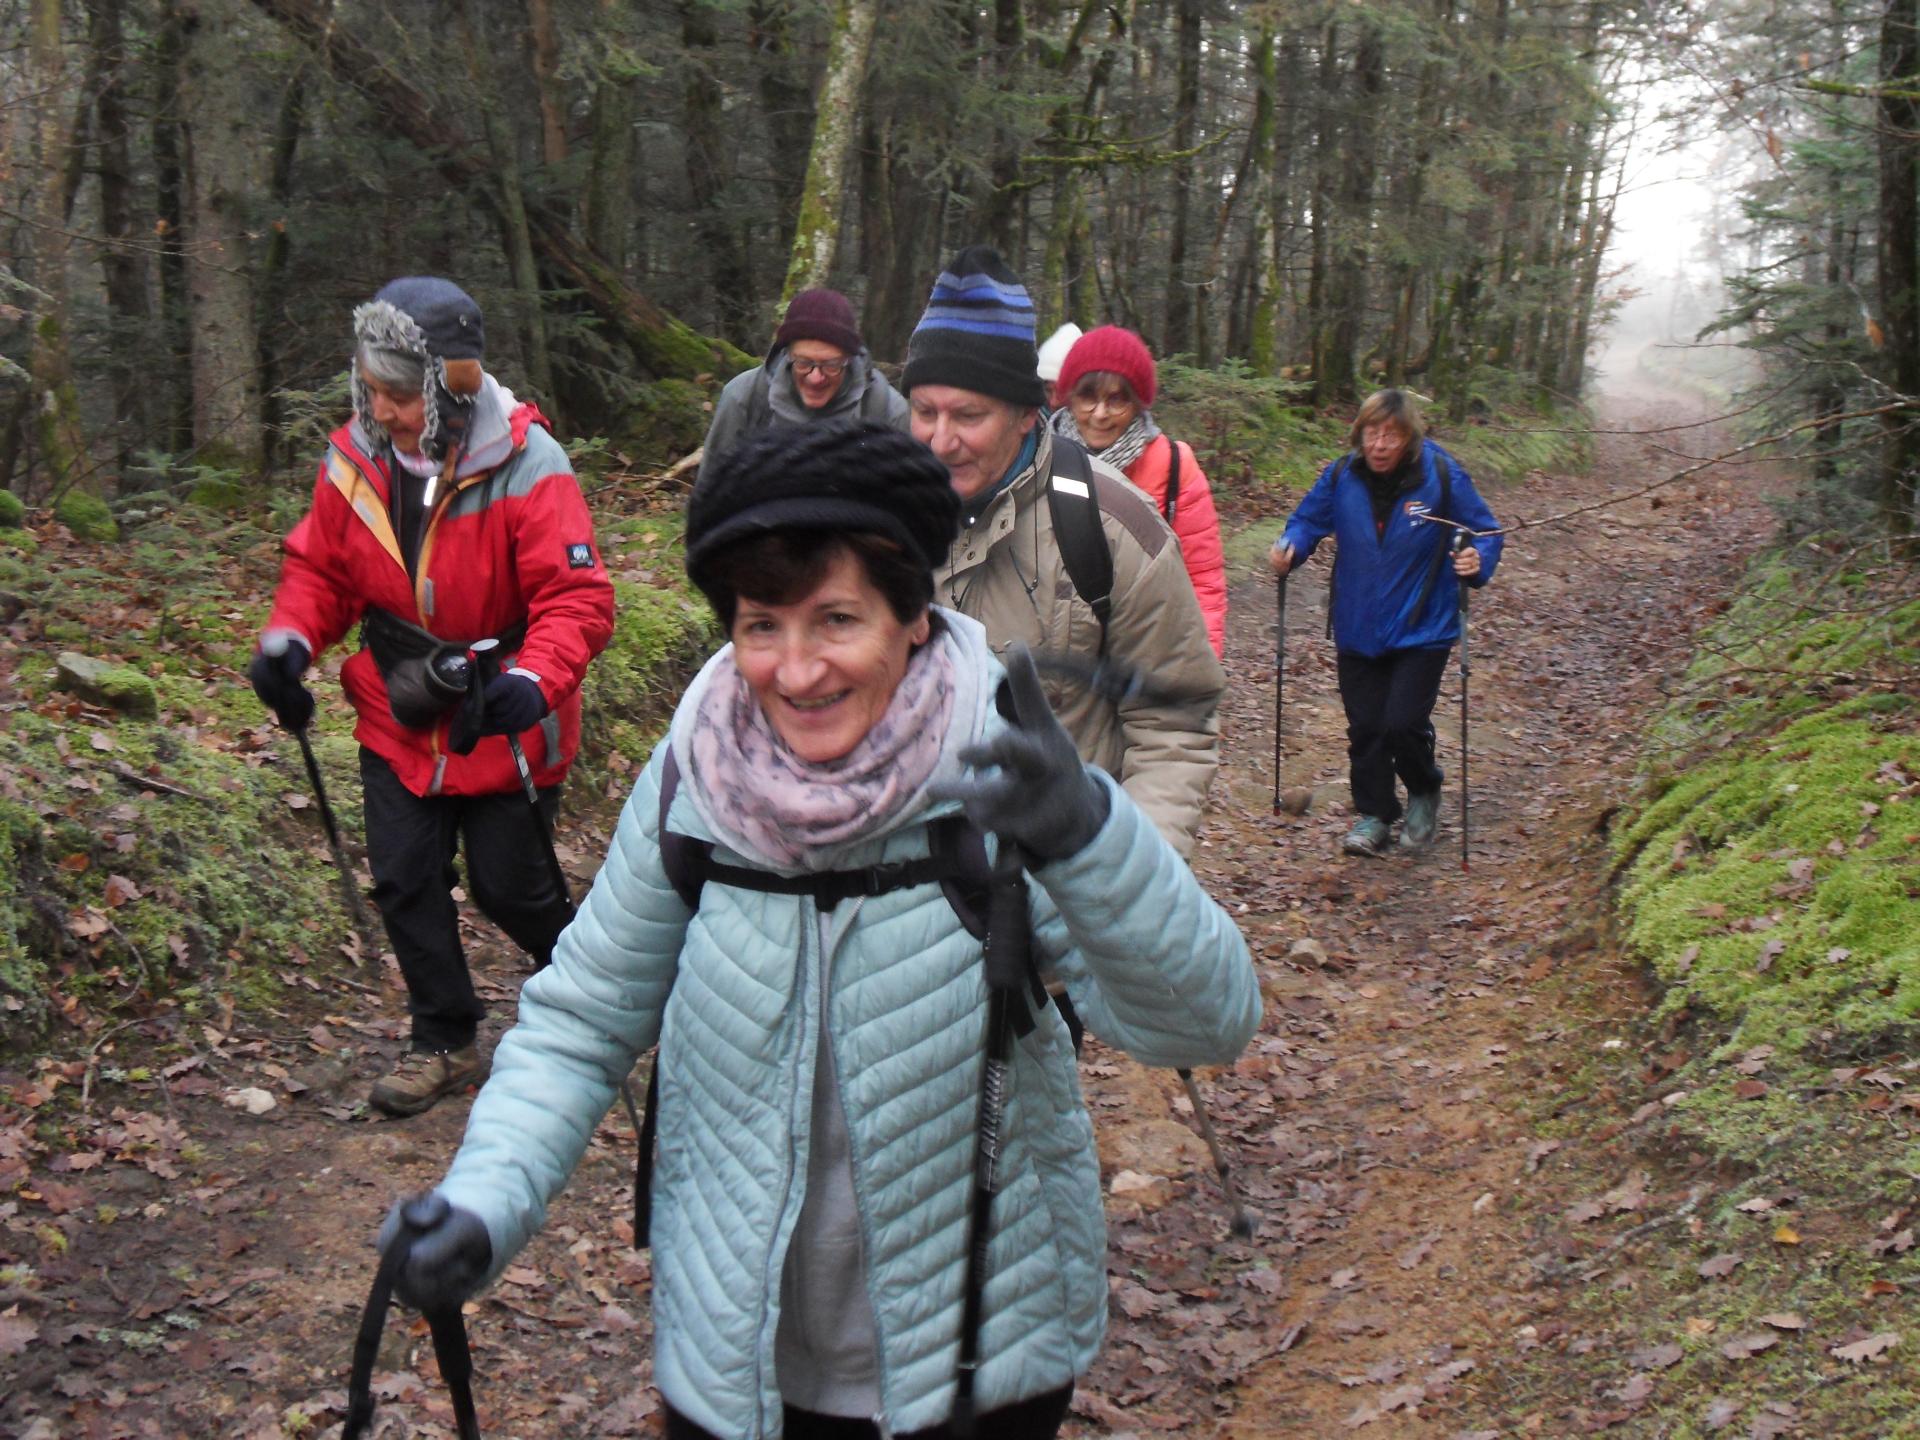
[686,628,958,869]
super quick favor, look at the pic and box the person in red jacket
[1049,327,1228,656]
[247,277,615,1117]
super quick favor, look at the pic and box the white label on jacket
[1403,501,1432,526]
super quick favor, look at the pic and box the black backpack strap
[657,748,710,911]
[1410,450,1455,619]
[1163,439,1184,528]
[1045,439,1113,653]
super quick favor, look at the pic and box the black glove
[248,635,314,732]
[937,643,1111,862]
[450,672,548,753]
[376,1192,492,1313]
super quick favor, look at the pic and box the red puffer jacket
[265,410,616,797]
[1123,434,1228,657]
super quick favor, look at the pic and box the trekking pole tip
[1230,1208,1258,1240]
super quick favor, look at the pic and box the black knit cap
[364,276,485,361]
[685,421,960,598]
[902,245,1045,408]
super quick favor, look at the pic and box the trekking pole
[1453,533,1471,874]
[1177,1067,1257,1238]
[470,639,574,911]
[344,1198,482,1440]
[1024,648,1260,1236]
[1272,570,1287,812]
[469,640,644,1159]
[953,836,1030,1440]
[261,636,383,961]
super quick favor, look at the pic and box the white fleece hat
[1035,322,1084,383]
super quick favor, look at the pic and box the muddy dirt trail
[0,390,1771,1439]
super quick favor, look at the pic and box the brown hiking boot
[369,1045,488,1117]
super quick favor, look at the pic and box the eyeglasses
[792,358,848,379]
[1070,390,1134,415]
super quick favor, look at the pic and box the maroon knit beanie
[1056,325,1157,409]
[774,289,864,356]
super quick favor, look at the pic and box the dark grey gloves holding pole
[938,643,1110,863]
[345,1193,489,1440]
[248,634,315,732]
[449,638,548,755]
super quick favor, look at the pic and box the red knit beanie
[774,289,864,356]
[1056,325,1157,409]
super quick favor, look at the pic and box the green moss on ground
[0,490,25,528]
[1478,553,1920,1437]
[54,490,118,542]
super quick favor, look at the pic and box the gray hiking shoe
[369,1045,488,1117]
[1342,816,1392,857]
[1400,790,1441,848]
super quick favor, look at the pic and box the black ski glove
[376,1192,492,1313]
[938,643,1111,863]
[248,635,314,732]
[450,672,548,753]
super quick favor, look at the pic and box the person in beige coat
[902,246,1225,856]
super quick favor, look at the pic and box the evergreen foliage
[0,0,1634,505]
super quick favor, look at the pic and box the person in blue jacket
[1269,389,1502,857]
[373,421,1260,1440]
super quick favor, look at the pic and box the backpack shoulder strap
[1162,438,1185,527]
[657,747,710,911]
[1045,439,1114,652]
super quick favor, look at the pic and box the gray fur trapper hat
[351,277,486,459]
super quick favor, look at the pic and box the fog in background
[1590,116,1758,405]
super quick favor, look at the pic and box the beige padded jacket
[936,427,1226,855]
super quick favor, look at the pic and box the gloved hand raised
[248,634,314,732]
[937,643,1111,863]
[450,672,548,754]
[376,1192,492,1313]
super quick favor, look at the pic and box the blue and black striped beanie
[903,245,1045,408]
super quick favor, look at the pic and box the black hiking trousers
[359,748,570,1052]
[1336,646,1451,825]
[664,1384,1074,1440]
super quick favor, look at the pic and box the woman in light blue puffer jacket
[378,422,1260,1440]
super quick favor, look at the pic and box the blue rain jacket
[1279,440,1502,657]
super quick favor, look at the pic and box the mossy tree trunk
[682,0,760,344]
[1160,0,1200,356]
[26,0,88,496]
[780,0,880,302]
[583,0,639,273]
[1878,0,1920,553]
[181,0,266,473]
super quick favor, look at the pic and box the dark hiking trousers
[664,1384,1074,1440]
[359,747,571,1051]
[1336,646,1452,825]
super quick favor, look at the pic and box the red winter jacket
[265,410,615,798]
[1123,434,1228,657]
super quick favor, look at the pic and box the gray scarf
[1050,405,1161,474]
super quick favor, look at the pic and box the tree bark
[152,0,194,454]
[461,0,555,403]
[1879,0,1920,549]
[683,0,760,344]
[1161,0,1201,354]
[1317,20,1381,408]
[244,0,750,381]
[583,0,638,271]
[526,0,569,169]
[781,0,880,301]
[88,0,153,482]
[977,0,1028,255]
[749,0,817,244]
[181,0,266,471]
[26,0,88,494]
